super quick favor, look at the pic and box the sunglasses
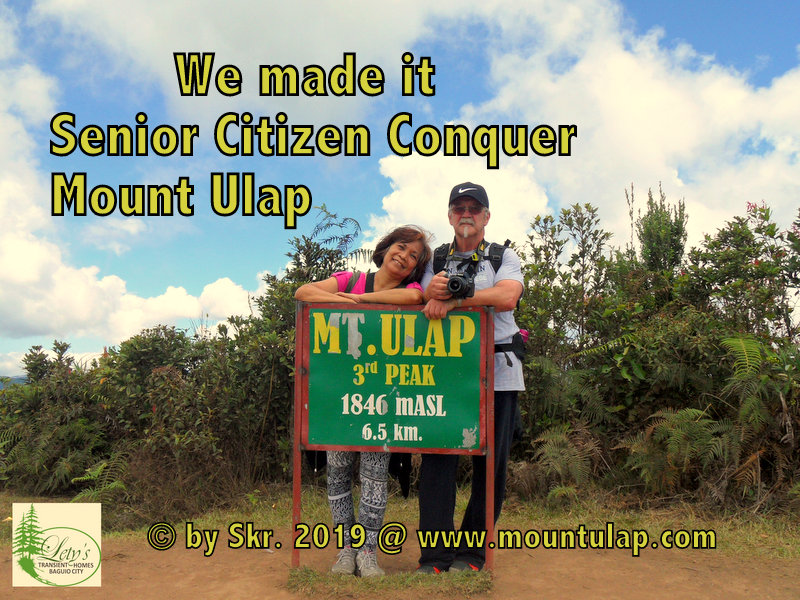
[450,205,484,215]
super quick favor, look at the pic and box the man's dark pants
[417,390,518,570]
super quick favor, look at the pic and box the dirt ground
[3,523,798,600]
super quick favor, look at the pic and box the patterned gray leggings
[327,450,389,551]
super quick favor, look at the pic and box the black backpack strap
[432,243,449,273]
[485,239,511,273]
[435,239,510,274]
[343,271,361,293]
[487,239,522,310]
[364,272,376,293]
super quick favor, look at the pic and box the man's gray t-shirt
[421,246,525,391]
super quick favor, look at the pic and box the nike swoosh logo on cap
[458,187,477,193]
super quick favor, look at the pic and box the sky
[1,0,798,375]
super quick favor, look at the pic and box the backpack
[344,271,362,293]
[342,271,375,293]
[431,239,512,275]
[433,238,518,311]
[433,239,525,361]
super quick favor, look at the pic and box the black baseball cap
[449,182,489,208]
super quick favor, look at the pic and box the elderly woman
[295,225,431,577]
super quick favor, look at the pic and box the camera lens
[447,275,466,296]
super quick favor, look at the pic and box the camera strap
[444,238,488,277]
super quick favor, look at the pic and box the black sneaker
[416,564,444,574]
[449,560,481,572]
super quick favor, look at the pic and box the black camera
[446,273,475,299]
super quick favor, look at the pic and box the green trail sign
[295,303,494,453]
[292,302,498,570]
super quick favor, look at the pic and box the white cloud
[3,0,800,374]
[371,154,548,248]
[83,219,147,255]
[0,5,19,61]
[452,1,800,250]
[23,0,800,247]
[0,160,51,234]
[1,64,57,122]
[0,219,259,343]
[0,349,103,378]
[107,286,200,339]
[31,0,448,125]
[198,277,251,318]
[0,353,25,377]
[333,0,800,260]
[0,8,265,368]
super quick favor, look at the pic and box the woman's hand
[334,292,360,303]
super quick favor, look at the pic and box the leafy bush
[1,200,798,517]
[0,347,108,494]
[513,197,798,509]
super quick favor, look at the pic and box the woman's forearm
[359,288,423,305]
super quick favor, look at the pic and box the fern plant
[546,484,579,506]
[72,446,131,503]
[717,336,798,506]
[0,429,21,481]
[721,336,764,376]
[1,417,106,495]
[620,407,737,494]
[569,333,638,360]
[533,422,601,489]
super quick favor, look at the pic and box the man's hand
[423,298,457,320]
[424,271,453,301]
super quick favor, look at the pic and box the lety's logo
[12,503,102,587]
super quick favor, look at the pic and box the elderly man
[417,182,525,573]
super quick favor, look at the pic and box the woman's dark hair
[372,225,432,285]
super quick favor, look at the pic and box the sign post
[292,303,495,570]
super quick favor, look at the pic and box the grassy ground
[286,565,493,598]
[2,484,798,597]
